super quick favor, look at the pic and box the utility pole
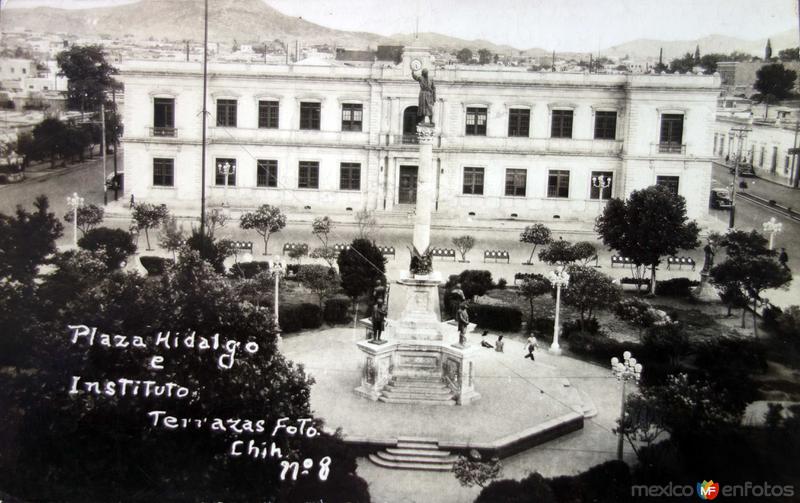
[728,127,750,229]
[200,0,209,249]
[112,88,118,201]
[101,101,107,205]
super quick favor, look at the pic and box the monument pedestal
[694,271,717,300]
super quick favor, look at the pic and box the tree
[614,297,660,339]
[478,48,493,65]
[32,117,68,168]
[297,264,340,308]
[56,45,119,114]
[15,132,36,169]
[520,223,552,264]
[518,274,551,327]
[240,204,286,255]
[668,52,695,73]
[77,227,137,269]
[203,207,229,240]
[641,322,689,366]
[698,53,729,74]
[779,47,800,61]
[0,195,63,283]
[572,241,597,266]
[595,185,700,294]
[354,209,377,240]
[63,203,104,236]
[158,215,185,259]
[310,216,336,268]
[131,202,169,250]
[286,245,308,263]
[457,48,473,64]
[539,239,578,265]
[452,452,501,488]
[185,229,233,274]
[561,265,621,331]
[337,238,386,323]
[754,63,797,100]
[452,235,475,262]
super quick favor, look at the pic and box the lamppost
[548,266,570,355]
[728,126,751,229]
[591,174,612,197]
[216,160,235,209]
[269,255,286,334]
[762,217,783,250]
[66,192,85,247]
[610,351,643,461]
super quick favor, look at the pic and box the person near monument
[412,68,436,123]
[702,242,716,273]
[524,334,538,361]
[779,248,789,270]
[457,302,469,346]
[495,335,504,353]
[480,330,493,349]
[371,299,387,342]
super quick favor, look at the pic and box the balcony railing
[150,127,177,137]
[655,142,686,154]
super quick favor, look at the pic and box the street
[2,155,799,307]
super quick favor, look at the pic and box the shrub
[467,304,522,332]
[762,304,783,331]
[444,270,494,300]
[562,318,600,336]
[78,227,137,269]
[279,303,323,333]
[642,322,689,365]
[567,331,648,366]
[775,306,800,341]
[323,297,351,325]
[228,261,270,279]
[185,230,233,274]
[496,278,507,289]
[654,277,699,298]
[139,256,174,276]
[285,263,301,278]
[529,317,554,335]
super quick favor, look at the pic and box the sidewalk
[712,161,800,209]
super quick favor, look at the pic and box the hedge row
[139,256,174,276]
[467,304,522,332]
[229,261,270,279]
[655,278,700,298]
[279,303,323,333]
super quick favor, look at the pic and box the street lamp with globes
[591,174,612,195]
[611,351,643,461]
[66,192,85,247]
[548,266,570,354]
[268,255,286,335]
[216,160,235,209]
[762,217,783,250]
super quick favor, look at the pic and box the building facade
[120,50,719,223]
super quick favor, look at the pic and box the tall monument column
[413,123,436,252]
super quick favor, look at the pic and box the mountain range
[1,0,797,61]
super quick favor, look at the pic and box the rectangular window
[786,156,791,174]
[760,146,766,167]
[594,111,617,140]
[656,175,680,195]
[504,168,527,196]
[153,98,175,136]
[547,170,570,198]
[215,158,236,186]
[713,134,717,155]
[551,109,573,138]
[300,102,321,130]
[341,104,363,131]
[257,160,278,187]
[508,108,530,137]
[462,167,485,195]
[258,100,279,129]
[339,162,361,190]
[465,107,487,136]
[659,114,684,152]
[216,99,237,127]
[152,158,174,187]
[589,171,613,200]
[298,161,319,189]
[771,146,778,172]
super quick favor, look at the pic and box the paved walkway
[280,327,629,503]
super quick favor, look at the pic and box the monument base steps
[368,438,457,471]
[378,376,456,405]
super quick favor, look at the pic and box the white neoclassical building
[120,49,720,223]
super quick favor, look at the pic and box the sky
[2,0,798,51]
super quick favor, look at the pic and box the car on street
[709,187,733,210]
[729,163,756,177]
[105,171,124,191]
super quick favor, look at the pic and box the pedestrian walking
[524,334,538,361]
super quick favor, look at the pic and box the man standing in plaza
[525,334,538,361]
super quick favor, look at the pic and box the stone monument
[354,60,480,406]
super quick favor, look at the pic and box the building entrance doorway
[398,165,418,204]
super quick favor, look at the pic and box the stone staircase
[378,376,456,405]
[368,438,459,471]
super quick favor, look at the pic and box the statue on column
[412,67,436,124]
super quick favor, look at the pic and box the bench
[611,256,634,268]
[282,242,308,255]
[431,247,457,261]
[483,250,510,263]
[230,241,253,252]
[377,245,396,259]
[333,243,351,256]
[666,256,696,270]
